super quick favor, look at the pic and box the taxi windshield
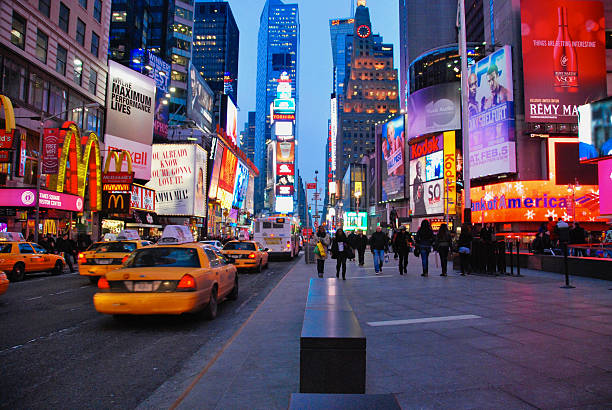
[88,242,137,253]
[125,247,200,268]
[223,242,255,251]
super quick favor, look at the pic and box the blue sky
[227,0,400,191]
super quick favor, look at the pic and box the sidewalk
[156,252,611,409]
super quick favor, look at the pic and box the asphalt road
[0,256,300,409]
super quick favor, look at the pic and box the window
[204,248,219,267]
[59,3,70,33]
[76,19,86,46]
[0,244,12,253]
[3,58,27,102]
[606,30,612,49]
[79,0,87,9]
[56,45,67,75]
[90,31,99,56]
[88,68,97,95]
[49,84,67,117]
[35,29,48,63]
[126,248,201,268]
[11,11,26,50]
[222,242,255,251]
[32,243,48,254]
[39,0,51,17]
[89,242,137,253]
[112,11,127,22]
[93,0,102,22]
[28,72,49,111]
[73,58,83,85]
[19,244,35,254]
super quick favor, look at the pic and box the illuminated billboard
[405,82,461,139]
[468,45,516,178]
[520,0,607,123]
[208,141,223,200]
[343,212,367,232]
[381,116,405,201]
[232,161,249,209]
[330,96,337,172]
[598,159,612,215]
[276,141,295,164]
[578,98,612,162]
[275,196,294,213]
[187,64,214,133]
[409,133,450,217]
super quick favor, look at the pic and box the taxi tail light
[177,274,196,290]
[98,277,110,289]
[78,253,87,264]
[248,252,256,259]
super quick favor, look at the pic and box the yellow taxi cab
[78,230,151,284]
[93,226,238,319]
[0,272,9,295]
[220,240,269,273]
[0,232,66,282]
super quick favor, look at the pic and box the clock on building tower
[357,25,370,38]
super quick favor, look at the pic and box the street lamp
[34,102,100,243]
[567,178,581,222]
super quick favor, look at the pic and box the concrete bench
[299,278,366,394]
[289,393,400,409]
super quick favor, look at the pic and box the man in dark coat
[347,230,359,261]
[393,226,412,275]
[369,226,389,274]
[354,230,368,266]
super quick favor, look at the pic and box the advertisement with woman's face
[381,116,405,201]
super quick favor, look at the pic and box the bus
[253,216,300,259]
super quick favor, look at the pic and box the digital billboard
[232,161,249,209]
[520,0,607,123]
[598,159,612,215]
[146,144,207,217]
[225,96,238,145]
[409,133,445,217]
[275,196,294,213]
[208,141,224,200]
[381,116,405,201]
[277,163,294,176]
[105,61,156,180]
[578,98,612,162]
[218,148,238,195]
[405,82,461,139]
[187,64,214,133]
[468,45,516,179]
[276,141,295,164]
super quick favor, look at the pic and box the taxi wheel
[255,261,262,273]
[52,261,63,276]
[203,287,218,320]
[227,276,238,301]
[11,263,25,282]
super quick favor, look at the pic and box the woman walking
[310,226,331,278]
[435,223,452,276]
[458,223,473,276]
[415,220,434,276]
[331,228,352,280]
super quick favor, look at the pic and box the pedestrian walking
[57,233,76,273]
[369,226,388,274]
[435,223,452,276]
[331,228,353,280]
[310,226,331,278]
[392,225,412,275]
[347,230,358,262]
[355,229,368,266]
[391,229,399,259]
[415,220,434,276]
[458,224,473,275]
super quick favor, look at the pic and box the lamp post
[34,103,100,243]
[567,178,581,222]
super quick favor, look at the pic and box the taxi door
[31,243,53,270]
[257,242,268,266]
[204,248,230,296]
[213,249,234,296]
[18,243,39,272]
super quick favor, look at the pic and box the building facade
[254,0,299,214]
[192,1,239,104]
[240,111,255,164]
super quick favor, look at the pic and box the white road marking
[350,275,394,279]
[367,314,481,327]
[25,296,42,301]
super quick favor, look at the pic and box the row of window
[39,0,102,26]
[11,11,98,96]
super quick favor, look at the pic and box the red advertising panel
[277,163,295,176]
[218,147,238,194]
[0,129,14,149]
[306,183,316,190]
[42,128,60,174]
[0,150,9,163]
[520,0,606,123]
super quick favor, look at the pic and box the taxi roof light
[98,277,109,289]
[117,229,140,241]
[103,233,117,242]
[0,232,25,241]
[177,274,196,290]
[159,225,195,245]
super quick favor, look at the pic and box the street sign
[306,183,316,190]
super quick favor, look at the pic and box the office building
[240,111,255,163]
[254,0,299,213]
[398,0,457,109]
[192,1,239,104]
[335,0,399,182]
[330,17,354,113]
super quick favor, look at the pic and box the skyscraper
[109,0,194,127]
[335,1,399,181]
[240,111,256,164]
[330,17,354,113]
[398,0,457,109]
[254,0,299,213]
[192,2,239,104]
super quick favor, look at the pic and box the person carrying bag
[310,226,331,278]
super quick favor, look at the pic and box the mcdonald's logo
[0,95,16,149]
[103,192,130,214]
[108,194,124,209]
[104,150,133,175]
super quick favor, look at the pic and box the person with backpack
[331,228,353,280]
[310,226,331,278]
[435,223,452,276]
[392,226,412,275]
[415,220,434,277]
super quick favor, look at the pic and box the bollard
[509,241,513,276]
[560,242,575,289]
[515,239,522,277]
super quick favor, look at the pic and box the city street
[0,258,299,409]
